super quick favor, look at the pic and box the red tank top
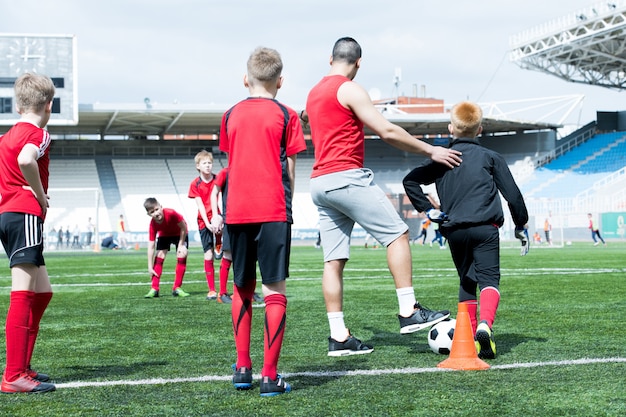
[306,75,364,178]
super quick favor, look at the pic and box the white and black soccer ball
[428,319,456,355]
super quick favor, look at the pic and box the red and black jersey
[214,168,229,220]
[219,98,306,224]
[149,208,186,241]
[188,175,216,229]
[0,122,51,218]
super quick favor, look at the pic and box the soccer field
[1,243,625,416]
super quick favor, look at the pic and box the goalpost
[46,187,102,251]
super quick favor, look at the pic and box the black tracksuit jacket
[402,138,528,236]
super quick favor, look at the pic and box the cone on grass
[437,302,490,371]
[134,242,140,250]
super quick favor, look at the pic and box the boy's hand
[176,245,188,258]
[426,208,448,224]
[515,227,530,256]
[211,214,224,232]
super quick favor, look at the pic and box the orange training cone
[134,242,140,250]
[437,302,490,371]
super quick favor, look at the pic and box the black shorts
[227,222,290,287]
[0,212,45,267]
[199,228,215,252]
[156,235,189,251]
[220,226,230,252]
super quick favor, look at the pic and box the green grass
[0,242,625,416]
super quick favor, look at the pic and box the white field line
[55,357,626,390]
[0,266,623,290]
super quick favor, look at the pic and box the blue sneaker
[260,375,291,397]
[232,364,252,390]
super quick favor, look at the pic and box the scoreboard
[0,33,78,126]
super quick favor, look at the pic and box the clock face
[6,37,47,74]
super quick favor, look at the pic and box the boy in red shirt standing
[188,150,230,302]
[143,198,190,298]
[219,47,306,396]
[0,73,57,393]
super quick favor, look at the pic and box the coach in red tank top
[305,37,462,357]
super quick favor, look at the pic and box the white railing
[510,0,626,48]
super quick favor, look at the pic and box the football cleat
[206,291,218,300]
[1,373,56,394]
[218,293,232,304]
[26,368,49,382]
[144,289,159,298]
[475,320,496,359]
[232,364,252,390]
[260,375,291,397]
[172,288,190,297]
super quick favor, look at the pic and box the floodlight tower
[393,67,402,105]
[509,1,626,90]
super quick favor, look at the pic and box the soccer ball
[428,319,456,355]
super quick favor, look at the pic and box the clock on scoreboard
[0,33,78,126]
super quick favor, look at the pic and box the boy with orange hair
[403,101,529,360]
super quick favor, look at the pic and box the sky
[2,0,624,129]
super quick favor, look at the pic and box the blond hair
[14,73,55,113]
[194,149,213,168]
[450,101,483,138]
[247,47,283,85]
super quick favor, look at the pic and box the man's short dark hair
[332,37,362,64]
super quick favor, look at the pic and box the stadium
[2,4,626,249]
[0,2,625,416]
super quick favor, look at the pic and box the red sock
[261,293,287,380]
[4,291,35,382]
[27,292,53,369]
[204,259,215,292]
[219,258,231,295]
[479,287,500,328]
[152,257,164,291]
[173,257,186,290]
[460,300,478,334]
[232,280,255,370]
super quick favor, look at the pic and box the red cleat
[1,373,56,394]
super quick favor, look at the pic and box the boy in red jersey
[0,73,57,393]
[305,37,461,356]
[188,150,230,302]
[143,198,190,298]
[219,47,306,396]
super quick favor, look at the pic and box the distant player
[587,213,606,246]
[143,198,190,298]
[543,217,552,246]
[0,73,57,393]
[403,101,529,360]
[188,150,224,301]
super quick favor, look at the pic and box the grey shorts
[310,168,408,262]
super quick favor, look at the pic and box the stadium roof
[510,0,626,90]
[42,101,562,140]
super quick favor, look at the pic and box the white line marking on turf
[55,357,626,390]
